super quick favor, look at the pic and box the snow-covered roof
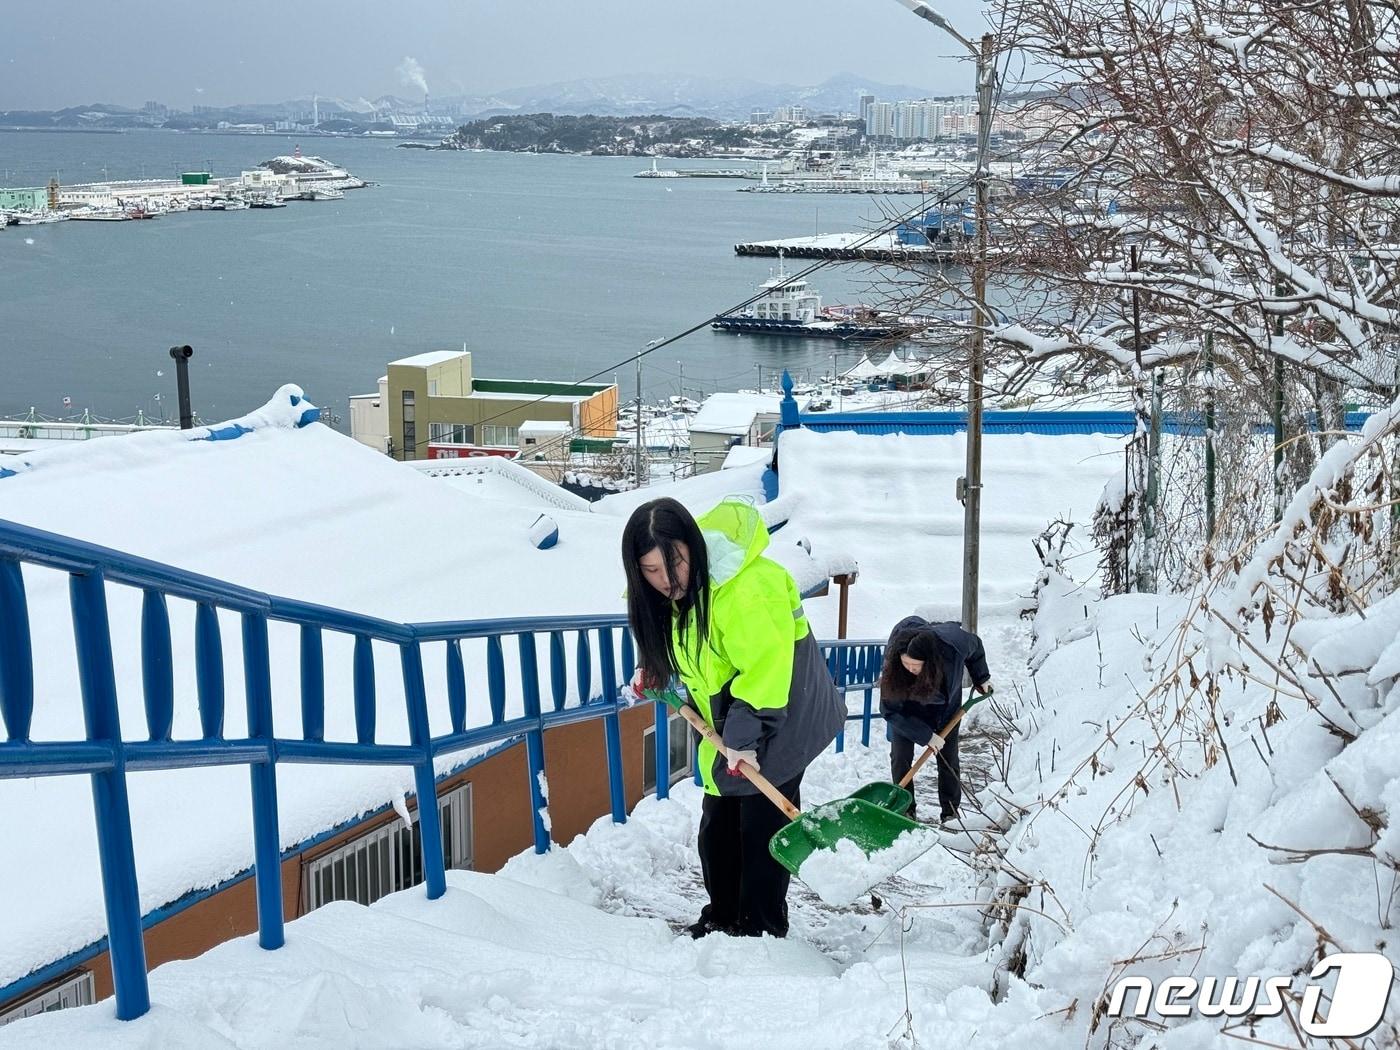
[409,457,592,512]
[592,459,769,519]
[0,388,827,987]
[721,445,774,470]
[389,350,465,369]
[776,428,1124,636]
[689,392,801,436]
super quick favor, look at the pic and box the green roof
[472,378,612,398]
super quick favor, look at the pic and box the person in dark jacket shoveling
[878,616,993,823]
[621,497,845,939]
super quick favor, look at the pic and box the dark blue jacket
[879,616,990,746]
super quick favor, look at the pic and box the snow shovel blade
[768,796,931,879]
[847,781,914,813]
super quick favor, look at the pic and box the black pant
[890,721,960,820]
[697,773,803,938]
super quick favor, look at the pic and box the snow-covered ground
[7,385,1396,1047]
[0,690,1028,1049]
[11,570,1400,1047]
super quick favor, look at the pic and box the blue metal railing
[781,408,1374,438]
[0,518,887,1021]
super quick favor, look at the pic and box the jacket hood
[696,499,769,587]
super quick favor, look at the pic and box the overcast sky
[1,0,992,110]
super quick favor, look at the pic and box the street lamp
[894,0,994,635]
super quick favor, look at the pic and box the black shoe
[688,910,738,939]
[940,809,958,824]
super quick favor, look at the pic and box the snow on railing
[0,517,886,1021]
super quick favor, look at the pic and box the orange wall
[579,388,619,437]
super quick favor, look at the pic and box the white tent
[840,357,886,381]
[875,350,909,375]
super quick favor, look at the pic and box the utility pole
[634,351,643,486]
[894,1,994,634]
[962,29,994,635]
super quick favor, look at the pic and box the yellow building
[352,350,618,461]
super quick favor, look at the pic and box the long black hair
[878,628,945,702]
[621,497,711,681]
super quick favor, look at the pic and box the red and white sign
[427,445,518,460]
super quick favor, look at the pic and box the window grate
[643,710,693,793]
[304,782,472,913]
[0,971,94,1027]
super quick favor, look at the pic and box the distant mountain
[444,72,951,120]
[5,73,964,130]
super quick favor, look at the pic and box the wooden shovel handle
[897,686,993,789]
[673,703,802,821]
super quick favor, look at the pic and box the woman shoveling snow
[620,497,846,937]
[878,617,994,824]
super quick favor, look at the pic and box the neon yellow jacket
[670,500,839,795]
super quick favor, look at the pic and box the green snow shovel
[847,686,994,814]
[658,694,936,898]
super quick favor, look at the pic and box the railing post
[598,627,627,824]
[352,634,376,745]
[401,639,446,899]
[194,602,224,739]
[549,631,567,711]
[70,570,150,1020]
[0,558,35,743]
[139,589,174,741]
[652,697,670,800]
[833,647,847,753]
[241,612,284,951]
[445,639,467,735]
[517,633,551,853]
[299,625,325,742]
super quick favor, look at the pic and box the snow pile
[796,820,941,907]
[998,589,1400,1043]
[991,404,1400,1044]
